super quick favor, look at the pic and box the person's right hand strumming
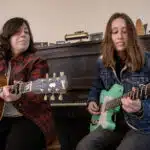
[88,101,100,115]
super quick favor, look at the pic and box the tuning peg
[44,94,48,101]
[56,77,60,81]
[60,72,64,77]
[50,94,55,101]
[53,72,56,78]
[46,73,49,78]
[58,94,63,101]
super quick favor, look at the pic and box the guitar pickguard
[90,84,124,131]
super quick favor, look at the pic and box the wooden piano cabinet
[36,36,150,107]
[37,35,150,150]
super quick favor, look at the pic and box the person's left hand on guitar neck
[121,87,142,113]
[0,81,21,102]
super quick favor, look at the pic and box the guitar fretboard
[105,84,149,111]
[0,82,31,95]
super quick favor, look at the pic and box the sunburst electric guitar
[90,83,150,132]
[0,72,68,120]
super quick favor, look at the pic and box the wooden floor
[48,138,61,150]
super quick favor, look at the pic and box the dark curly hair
[0,17,36,61]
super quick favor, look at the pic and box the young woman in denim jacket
[76,12,150,150]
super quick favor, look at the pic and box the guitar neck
[105,97,122,111]
[0,82,32,95]
[0,76,68,95]
[105,83,150,111]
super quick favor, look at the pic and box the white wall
[0,0,149,43]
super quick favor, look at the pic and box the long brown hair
[0,17,36,62]
[101,12,144,72]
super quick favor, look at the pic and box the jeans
[76,125,150,150]
[0,117,45,150]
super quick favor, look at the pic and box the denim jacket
[88,52,150,133]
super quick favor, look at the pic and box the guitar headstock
[31,72,68,95]
[134,83,150,100]
[143,83,150,98]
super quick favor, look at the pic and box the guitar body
[0,75,7,120]
[90,84,124,132]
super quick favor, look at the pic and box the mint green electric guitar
[90,83,150,132]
